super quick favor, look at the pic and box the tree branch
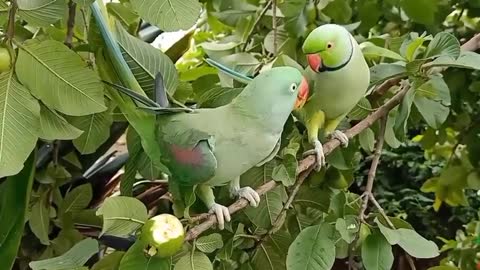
[272,0,277,55]
[6,0,17,41]
[359,115,388,222]
[64,0,77,48]
[185,77,409,241]
[242,1,273,51]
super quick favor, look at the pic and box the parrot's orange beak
[294,76,309,109]
[307,54,322,72]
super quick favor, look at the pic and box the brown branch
[272,0,277,55]
[64,0,77,48]
[185,77,409,241]
[461,33,480,52]
[6,0,17,41]
[242,0,273,51]
[257,166,314,243]
[359,115,388,221]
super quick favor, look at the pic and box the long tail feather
[204,58,253,84]
[154,72,170,108]
[102,80,161,108]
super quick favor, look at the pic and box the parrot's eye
[327,42,334,49]
[289,83,297,93]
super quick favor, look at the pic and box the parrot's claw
[208,203,231,230]
[331,130,349,147]
[303,140,326,172]
[232,187,261,208]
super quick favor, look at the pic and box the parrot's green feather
[204,58,253,84]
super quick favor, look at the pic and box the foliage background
[1,0,480,269]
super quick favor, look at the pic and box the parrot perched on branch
[106,66,309,229]
[296,23,370,171]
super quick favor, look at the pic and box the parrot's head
[302,24,354,73]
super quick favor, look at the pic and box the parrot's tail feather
[204,58,253,84]
[102,80,161,108]
[154,72,170,108]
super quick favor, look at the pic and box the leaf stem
[272,0,277,55]
[242,0,273,51]
[103,217,145,225]
[6,0,17,42]
[64,0,77,48]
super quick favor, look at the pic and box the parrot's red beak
[307,54,322,72]
[294,76,309,109]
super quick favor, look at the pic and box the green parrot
[106,66,309,230]
[296,23,370,171]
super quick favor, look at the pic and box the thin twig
[6,0,17,41]
[257,166,314,243]
[185,77,409,241]
[272,0,277,55]
[242,0,273,51]
[360,115,387,221]
[64,0,77,48]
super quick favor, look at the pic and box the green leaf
[29,238,99,270]
[335,216,358,244]
[397,229,439,258]
[17,0,65,26]
[92,251,125,270]
[196,233,224,253]
[0,70,40,178]
[244,184,285,229]
[130,0,202,31]
[120,127,143,196]
[293,185,331,212]
[467,171,480,189]
[107,3,139,26]
[361,232,394,270]
[0,150,36,269]
[413,76,451,129]
[424,32,460,59]
[286,223,336,270]
[400,33,429,61]
[39,104,83,140]
[323,0,352,24]
[264,28,297,57]
[361,42,405,61]
[59,184,93,215]
[348,97,372,121]
[29,195,51,245]
[401,0,438,25]
[96,196,148,237]
[427,266,459,270]
[424,51,480,70]
[68,109,113,154]
[119,241,169,270]
[16,40,106,116]
[359,128,375,152]
[115,22,179,97]
[197,87,243,108]
[369,64,406,85]
[174,251,213,270]
[252,230,292,270]
[374,218,400,245]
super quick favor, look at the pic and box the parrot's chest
[308,49,370,119]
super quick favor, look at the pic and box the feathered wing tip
[154,72,170,108]
[102,80,193,114]
[204,58,254,85]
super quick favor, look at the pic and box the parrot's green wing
[158,126,217,187]
[204,58,253,84]
[255,138,280,167]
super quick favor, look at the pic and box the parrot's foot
[303,140,326,172]
[231,187,260,207]
[208,203,231,230]
[330,130,349,147]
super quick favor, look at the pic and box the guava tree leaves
[96,196,148,237]
[252,230,292,270]
[38,104,83,141]
[174,251,213,270]
[413,75,451,129]
[286,223,336,270]
[16,40,106,116]
[119,241,169,270]
[130,0,202,31]
[0,151,36,269]
[29,238,99,270]
[0,70,40,178]
[196,233,224,253]
[361,232,393,270]
[17,0,66,27]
